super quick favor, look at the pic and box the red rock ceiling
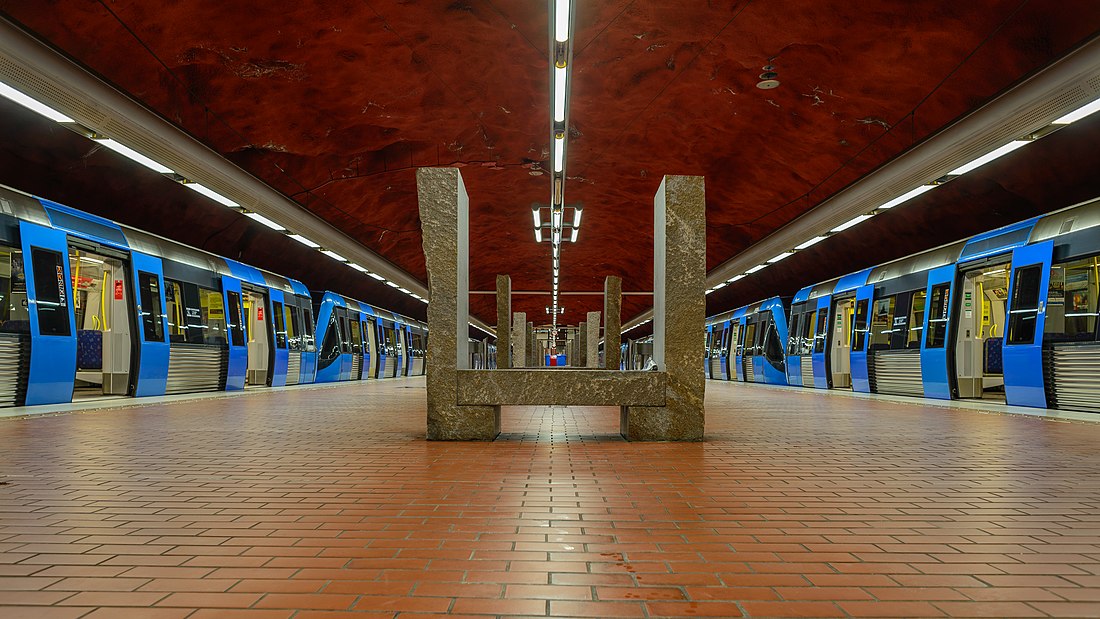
[0,1,1098,332]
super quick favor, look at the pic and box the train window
[801,311,816,355]
[303,307,314,337]
[285,305,300,350]
[813,308,828,354]
[272,301,287,349]
[869,296,896,350]
[318,313,341,370]
[338,314,350,353]
[787,313,801,355]
[349,319,362,353]
[137,271,164,343]
[30,248,71,337]
[1007,265,1042,345]
[197,286,228,345]
[763,319,784,370]
[226,291,245,347]
[1045,257,1099,342]
[907,290,926,348]
[0,247,29,332]
[165,280,187,342]
[925,284,951,349]
[743,322,757,356]
[851,299,869,352]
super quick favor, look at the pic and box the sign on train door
[19,221,77,406]
[920,264,957,400]
[1003,240,1054,408]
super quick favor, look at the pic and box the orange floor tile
[1,377,1100,618]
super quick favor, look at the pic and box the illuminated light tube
[830,214,873,233]
[794,236,827,250]
[767,251,794,264]
[184,182,239,207]
[553,230,561,244]
[745,264,768,274]
[532,208,541,228]
[368,272,386,281]
[572,208,582,228]
[246,212,286,231]
[385,281,400,288]
[321,250,347,262]
[726,274,745,283]
[1052,98,1100,124]
[712,282,727,290]
[878,185,935,210]
[552,209,562,228]
[554,136,565,173]
[554,66,567,123]
[398,287,411,294]
[570,227,578,243]
[288,234,320,248]
[705,288,715,295]
[948,140,1030,175]
[555,0,570,42]
[0,81,74,122]
[418,296,429,303]
[96,139,174,174]
[535,228,543,243]
[348,263,368,273]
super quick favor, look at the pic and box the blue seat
[984,337,1003,374]
[77,330,103,370]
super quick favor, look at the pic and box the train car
[735,297,790,385]
[705,310,736,380]
[407,320,427,376]
[0,183,317,408]
[622,336,654,370]
[312,295,431,382]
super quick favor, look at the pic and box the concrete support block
[621,175,706,441]
[495,275,511,370]
[586,312,600,369]
[511,312,526,368]
[604,276,622,370]
[416,168,499,440]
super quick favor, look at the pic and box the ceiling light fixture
[321,250,347,262]
[0,81,74,122]
[554,136,565,173]
[246,212,286,231]
[794,236,827,250]
[385,281,400,288]
[1052,98,1100,124]
[183,182,239,207]
[948,140,1030,175]
[95,138,174,174]
[830,214,874,233]
[368,272,386,281]
[348,263,369,273]
[745,264,768,274]
[288,234,320,248]
[767,251,794,264]
[878,184,935,210]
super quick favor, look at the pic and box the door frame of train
[731,308,748,381]
[1003,240,1054,408]
[720,319,732,380]
[812,295,832,389]
[129,251,170,397]
[704,324,713,379]
[920,264,957,399]
[221,276,247,391]
[849,284,875,392]
[19,221,78,406]
[267,288,288,387]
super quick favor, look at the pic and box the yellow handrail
[101,270,109,331]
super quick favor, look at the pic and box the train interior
[348,314,363,380]
[798,308,818,387]
[70,247,132,401]
[829,296,855,389]
[242,286,271,387]
[0,244,29,406]
[381,322,397,378]
[955,260,1010,400]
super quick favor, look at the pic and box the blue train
[0,183,426,409]
[706,196,1100,414]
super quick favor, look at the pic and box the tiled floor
[2,378,1100,618]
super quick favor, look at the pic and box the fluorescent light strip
[572,208,582,228]
[348,263,369,273]
[554,137,565,173]
[288,234,320,248]
[794,236,827,250]
[555,0,570,42]
[878,184,935,209]
[554,67,567,122]
[745,264,768,274]
[398,287,411,294]
[552,209,562,228]
[532,208,541,228]
[948,140,1029,175]
[0,82,74,122]
[831,214,873,233]
[385,281,400,288]
[534,228,543,243]
[726,274,745,283]
[767,251,793,264]
[246,212,286,231]
[368,272,386,281]
[570,228,578,243]
[184,182,239,207]
[96,139,174,174]
[321,250,347,262]
[1052,98,1100,125]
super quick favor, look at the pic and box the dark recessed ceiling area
[0,1,1098,330]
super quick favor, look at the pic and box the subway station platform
[2,381,1100,618]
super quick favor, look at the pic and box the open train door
[129,252,170,397]
[920,264,957,400]
[1003,240,1055,408]
[19,221,76,406]
[811,296,831,389]
[849,284,874,393]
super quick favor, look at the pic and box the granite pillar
[495,275,511,370]
[603,276,622,370]
[621,175,706,441]
[416,168,500,440]
[511,312,526,368]
[587,312,601,369]
[576,322,587,367]
[527,322,536,367]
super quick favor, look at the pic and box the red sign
[256,306,264,321]
[114,279,124,301]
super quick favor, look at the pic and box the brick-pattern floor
[1,378,1100,618]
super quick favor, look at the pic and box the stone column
[603,276,622,370]
[495,275,511,370]
[586,311,601,368]
[621,175,706,441]
[527,322,536,367]
[511,312,526,368]
[416,167,499,440]
[576,322,586,367]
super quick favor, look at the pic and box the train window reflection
[1045,257,1099,342]
[907,290,926,348]
[813,308,828,354]
[869,296,896,350]
[30,248,70,337]
[137,271,164,342]
[1007,265,1042,345]
[851,299,869,352]
[0,246,29,333]
[925,284,951,349]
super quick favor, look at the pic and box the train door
[242,286,271,387]
[365,315,378,379]
[129,252,170,397]
[785,311,802,386]
[396,324,407,377]
[348,315,363,380]
[0,239,31,407]
[829,296,855,388]
[850,285,874,393]
[811,298,831,389]
[300,303,317,383]
[222,277,247,390]
[268,291,289,387]
[724,320,738,381]
[1003,241,1055,408]
[920,265,956,399]
[953,259,1011,400]
[20,221,77,406]
[733,317,746,381]
[284,300,302,385]
[67,245,133,400]
[741,318,758,383]
[335,307,352,381]
[798,309,818,387]
[704,325,714,378]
